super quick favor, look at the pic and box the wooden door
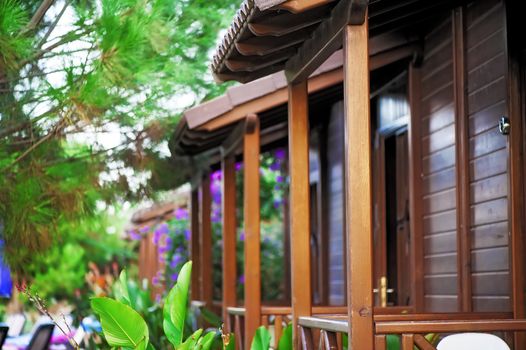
[374,129,411,307]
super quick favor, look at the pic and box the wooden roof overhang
[171,31,420,159]
[211,0,460,84]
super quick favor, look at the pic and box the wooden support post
[243,115,261,350]
[288,79,312,347]
[222,155,238,326]
[506,3,525,345]
[452,6,472,312]
[200,175,213,307]
[344,21,374,350]
[190,189,201,301]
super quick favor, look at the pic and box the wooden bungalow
[170,0,526,348]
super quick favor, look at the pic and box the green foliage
[164,261,192,347]
[0,0,242,271]
[20,210,132,301]
[91,297,149,350]
[250,327,271,350]
[93,261,223,350]
[277,324,292,350]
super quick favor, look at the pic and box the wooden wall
[416,0,511,312]
[465,0,510,312]
[419,13,459,312]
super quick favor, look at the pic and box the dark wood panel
[465,0,502,27]
[471,197,508,226]
[466,29,505,71]
[423,188,456,214]
[422,40,453,76]
[424,295,458,312]
[468,101,506,137]
[424,231,457,254]
[472,297,510,312]
[471,221,509,249]
[469,128,507,159]
[423,146,456,175]
[424,209,457,233]
[422,167,456,194]
[470,173,508,204]
[424,253,458,274]
[470,148,507,181]
[422,124,456,155]
[424,15,452,55]
[421,83,455,118]
[422,62,453,98]
[472,272,510,296]
[471,246,509,272]
[465,2,504,51]
[421,103,455,136]
[467,52,505,92]
[467,76,506,115]
[424,275,458,295]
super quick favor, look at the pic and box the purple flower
[273,198,282,208]
[184,229,191,240]
[235,163,242,171]
[239,232,245,241]
[270,162,281,171]
[171,254,183,268]
[174,208,188,220]
[153,231,161,245]
[276,175,284,183]
[170,273,179,281]
[128,230,141,241]
[139,225,150,234]
[156,223,170,235]
[238,274,245,284]
[152,276,160,286]
[158,245,169,254]
[275,149,286,160]
[211,171,222,181]
[155,294,161,303]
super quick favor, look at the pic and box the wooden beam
[285,0,367,83]
[344,21,373,350]
[220,117,259,158]
[277,0,335,14]
[408,63,424,311]
[452,6,471,312]
[288,79,312,347]
[243,114,261,349]
[199,175,213,307]
[190,189,201,301]
[222,155,237,325]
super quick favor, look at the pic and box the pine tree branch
[24,0,56,33]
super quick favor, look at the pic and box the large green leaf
[91,297,149,350]
[277,324,292,350]
[223,333,235,350]
[167,261,192,346]
[178,328,203,350]
[250,326,271,350]
[199,331,216,350]
[113,270,131,306]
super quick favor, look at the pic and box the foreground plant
[249,324,292,350]
[91,261,223,350]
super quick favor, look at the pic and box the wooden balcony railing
[227,306,349,349]
[375,317,526,350]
